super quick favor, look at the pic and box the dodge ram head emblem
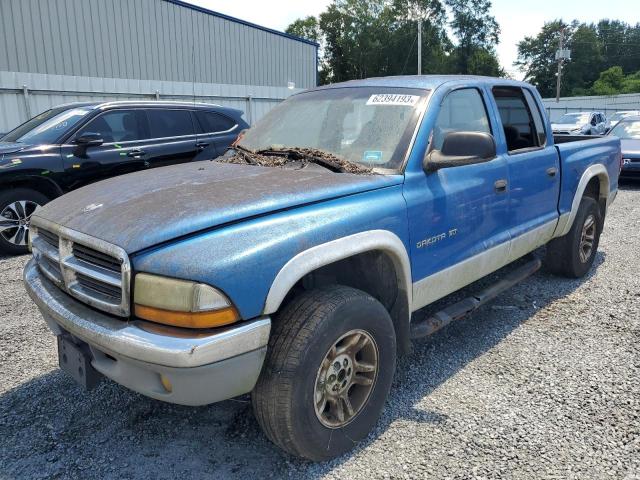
[82,203,103,213]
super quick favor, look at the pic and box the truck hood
[551,123,583,132]
[33,161,401,253]
[621,138,640,157]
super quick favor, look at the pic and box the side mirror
[74,133,104,147]
[424,131,496,173]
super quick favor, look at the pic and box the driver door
[60,109,150,189]
[404,87,511,309]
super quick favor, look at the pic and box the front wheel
[252,286,396,461]
[544,196,602,278]
[0,189,49,255]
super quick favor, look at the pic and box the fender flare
[554,164,610,238]
[263,230,413,316]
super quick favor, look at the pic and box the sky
[188,0,638,79]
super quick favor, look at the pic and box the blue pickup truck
[24,76,620,461]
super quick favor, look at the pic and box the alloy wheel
[579,214,596,263]
[314,329,379,428]
[0,200,40,246]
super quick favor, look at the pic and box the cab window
[147,109,195,138]
[522,89,547,146]
[432,88,491,150]
[492,87,542,152]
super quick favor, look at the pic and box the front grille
[39,229,59,249]
[31,222,130,317]
[72,244,122,273]
[76,273,122,301]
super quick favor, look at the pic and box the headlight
[134,273,239,328]
[571,128,583,135]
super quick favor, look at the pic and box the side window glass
[522,89,547,146]
[432,88,491,150]
[591,115,597,126]
[492,87,539,152]
[147,109,195,138]
[195,111,236,134]
[76,110,148,143]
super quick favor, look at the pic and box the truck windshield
[1,106,93,144]
[238,87,428,172]
[609,119,640,139]
[557,113,590,125]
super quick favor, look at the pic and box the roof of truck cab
[309,75,535,92]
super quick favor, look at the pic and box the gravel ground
[1,183,639,480]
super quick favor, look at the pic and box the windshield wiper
[256,146,373,174]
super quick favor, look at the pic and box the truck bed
[554,135,620,219]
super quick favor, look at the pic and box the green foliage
[286,0,502,84]
[516,19,640,97]
[445,0,500,74]
[285,16,321,43]
[591,66,640,95]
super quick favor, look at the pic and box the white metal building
[0,0,318,133]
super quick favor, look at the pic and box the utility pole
[417,19,422,75]
[555,28,566,103]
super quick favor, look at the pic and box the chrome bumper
[24,259,271,405]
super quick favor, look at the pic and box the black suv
[0,101,248,254]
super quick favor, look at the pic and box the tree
[563,23,603,95]
[445,0,501,75]
[285,16,321,43]
[591,66,625,95]
[515,20,568,98]
[590,66,640,95]
[285,0,505,85]
[516,19,640,97]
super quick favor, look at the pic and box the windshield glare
[238,87,428,171]
[1,107,93,144]
[557,113,589,125]
[609,120,640,139]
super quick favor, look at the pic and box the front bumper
[24,259,270,405]
[621,160,640,178]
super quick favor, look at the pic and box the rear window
[195,111,237,133]
[147,109,195,138]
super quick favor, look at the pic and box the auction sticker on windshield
[366,94,420,107]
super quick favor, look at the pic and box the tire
[252,285,396,461]
[544,196,602,278]
[0,188,49,255]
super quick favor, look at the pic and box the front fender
[132,185,411,322]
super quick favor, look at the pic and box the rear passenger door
[490,86,560,262]
[142,108,199,168]
[193,110,240,159]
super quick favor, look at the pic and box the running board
[410,257,542,340]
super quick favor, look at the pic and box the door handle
[196,142,210,150]
[127,149,146,158]
[546,167,558,177]
[494,179,508,192]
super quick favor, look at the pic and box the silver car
[606,110,640,132]
[552,111,607,135]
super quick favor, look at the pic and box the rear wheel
[252,285,396,461]
[0,189,49,255]
[544,196,602,278]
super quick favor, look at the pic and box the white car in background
[606,110,640,132]
[552,111,607,135]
